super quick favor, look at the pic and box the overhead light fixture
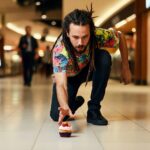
[38,50,44,57]
[6,23,25,35]
[4,45,14,51]
[115,20,127,28]
[115,14,136,29]
[95,0,134,26]
[132,28,136,32]
[6,23,58,42]
[51,21,57,26]
[126,14,136,22]
[46,36,57,42]
[35,1,41,6]
[41,14,47,20]
[33,33,41,39]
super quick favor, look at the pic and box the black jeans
[22,53,34,85]
[50,49,112,121]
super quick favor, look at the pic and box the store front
[100,1,136,81]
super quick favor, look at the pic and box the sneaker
[87,110,108,125]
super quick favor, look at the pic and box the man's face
[67,23,90,53]
[25,26,31,36]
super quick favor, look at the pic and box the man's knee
[50,84,59,121]
[50,110,59,121]
[95,49,112,68]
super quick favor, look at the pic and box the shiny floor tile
[0,75,150,150]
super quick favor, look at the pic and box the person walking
[18,25,38,86]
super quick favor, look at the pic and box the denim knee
[94,49,112,69]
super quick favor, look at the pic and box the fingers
[120,71,132,85]
[58,107,69,116]
[58,107,67,125]
[58,113,64,126]
[58,107,75,126]
[58,107,69,125]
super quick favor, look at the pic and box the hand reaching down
[58,107,74,125]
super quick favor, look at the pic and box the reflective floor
[0,74,150,150]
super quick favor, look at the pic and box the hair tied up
[86,3,98,19]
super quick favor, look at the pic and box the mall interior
[0,0,150,150]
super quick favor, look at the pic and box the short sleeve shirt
[53,28,119,77]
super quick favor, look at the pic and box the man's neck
[26,34,31,37]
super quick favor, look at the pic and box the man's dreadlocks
[62,6,97,84]
[52,5,98,84]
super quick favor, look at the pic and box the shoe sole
[87,120,108,126]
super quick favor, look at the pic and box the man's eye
[82,36,87,39]
[73,37,79,39]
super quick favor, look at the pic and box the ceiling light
[6,23,25,35]
[38,50,44,57]
[115,20,127,28]
[41,14,47,20]
[33,33,41,39]
[126,14,136,22]
[36,1,41,6]
[6,23,58,43]
[46,36,57,42]
[51,21,56,26]
[95,0,134,26]
[132,28,136,32]
[4,45,14,51]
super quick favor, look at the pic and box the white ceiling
[0,0,135,26]
[0,0,61,22]
[0,0,134,47]
[0,0,62,46]
[63,0,134,26]
[0,0,39,22]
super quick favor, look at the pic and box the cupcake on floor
[59,122,72,137]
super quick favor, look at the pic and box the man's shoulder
[20,35,26,39]
[55,34,63,46]
[53,44,68,57]
[95,27,113,35]
[95,27,106,31]
[53,35,65,52]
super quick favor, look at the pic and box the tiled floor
[0,74,150,150]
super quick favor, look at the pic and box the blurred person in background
[50,7,131,126]
[42,45,53,78]
[18,25,38,86]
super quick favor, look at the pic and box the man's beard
[67,38,89,54]
[74,45,87,54]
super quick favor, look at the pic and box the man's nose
[78,38,84,45]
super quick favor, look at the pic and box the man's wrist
[60,104,69,110]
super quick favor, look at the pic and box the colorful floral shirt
[53,28,119,77]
